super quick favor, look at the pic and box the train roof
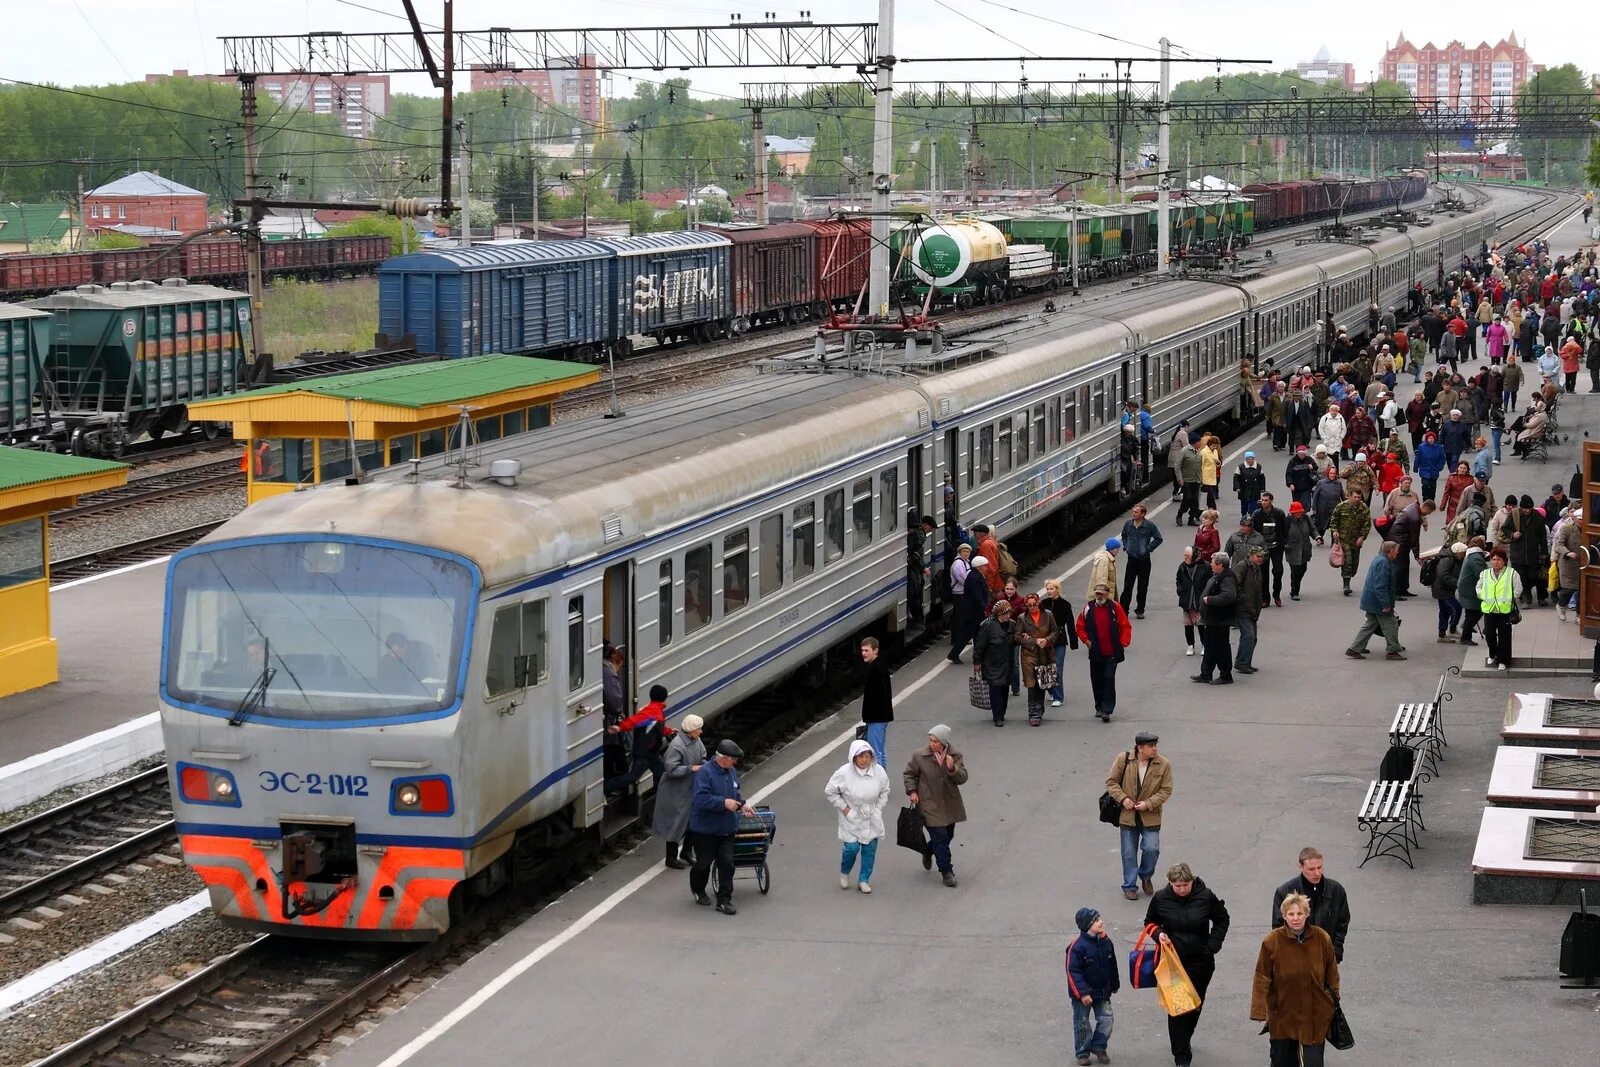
[592,232,731,256]
[206,373,923,587]
[379,240,614,273]
[25,279,246,308]
[0,302,50,321]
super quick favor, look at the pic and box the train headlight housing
[176,762,241,807]
[390,776,453,817]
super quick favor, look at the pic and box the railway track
[50,521,226,584]
[0,767,175,920]
[53,459,243,523]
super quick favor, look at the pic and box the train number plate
[258,771,370,796]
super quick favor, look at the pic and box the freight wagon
[704,223,817,332]
[24,280,248,456]
[0,304,48,440]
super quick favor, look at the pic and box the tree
[617,152,637,203]
[1517,64,1590,185]
[326,215,410,256]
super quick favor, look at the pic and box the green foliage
[325,216,409,256]
[442,201,498,232]
[86,231,145,250]
[617,152,637,203]
[1518,65,1590,185]
[262,277,377,358]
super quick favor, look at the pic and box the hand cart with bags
[712,806,776,896]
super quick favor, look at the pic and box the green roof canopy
[239,355,596,410]
[0,446,127,493]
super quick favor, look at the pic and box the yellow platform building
[186,355,600,505]
[0,448,129,698]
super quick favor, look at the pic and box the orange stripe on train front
[357,846,466,928]
[188,861,262,921]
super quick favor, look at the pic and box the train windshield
[165,540,475,722]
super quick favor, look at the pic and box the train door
[564,576,608,828]
[602,562,634,721]
[1136,352,1152,476]
[943,428,960,519]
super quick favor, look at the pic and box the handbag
[968,666,991,711]
[1327,993,1354,1051]
[1033,660,1058,692]
[1098,751,1132,825]
[854,723,870,742]
[1328,540,1345,568]
[1128,923,1161,988]
[895,804,929,856]
[1510,605,1523,625]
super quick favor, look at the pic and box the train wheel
[956,293,974,311]
[201,422,220,441]
[613,337,634,359]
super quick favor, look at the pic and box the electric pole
[867,0,896,319]
[752,105,768,225]
[240,75,266,360]
[1156,37,1171,276]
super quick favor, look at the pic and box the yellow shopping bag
[1153,943,1203,1016]
[1549,560,1560,594]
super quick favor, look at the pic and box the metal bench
[1391,669,1455,774]
[1357,745,1429,868]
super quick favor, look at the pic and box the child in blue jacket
[1066,907,1120,1065]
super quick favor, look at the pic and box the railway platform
[327,385,1600,1067]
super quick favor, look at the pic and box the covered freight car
[0,304,49,440]
[25,279,247,456]
[703,223,817,332]
[377,241,612,361]
[597,232,732,354]
[795,217,871,316]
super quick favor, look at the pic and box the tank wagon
[158,200,1494,939]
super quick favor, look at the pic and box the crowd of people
[631,235,1593,1066]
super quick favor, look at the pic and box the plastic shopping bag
[1153,942,1203,1016]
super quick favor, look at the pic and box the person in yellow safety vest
[239,440,270,478]
[1475,547,1522,672]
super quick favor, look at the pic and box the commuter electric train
[159,199,1498,939]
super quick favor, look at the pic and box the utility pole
[966,118,978,206]
[75,166,86,251]
[458,118,471,246]
[1156,37,1170,276]
[930,138,938,211]
[530,157,540,240]
[866,0,896,318]
[752,105,768,225]
[239,74,266,362]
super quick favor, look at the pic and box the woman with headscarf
[1440,460,1474,522]
[1251,892,1341,1067]
[1310,468,1343,545]
[826,738,891,893]
[1014,590,1060,726]
[653,714,706,869]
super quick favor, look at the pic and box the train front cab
[161,533,486,940]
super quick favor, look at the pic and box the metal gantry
[221,20,878,75]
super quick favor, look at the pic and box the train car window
[997,419,1013,474]
[792,502,816,579]
[566,597,584,690]
[1090,382,1104,428]
[824,489,846,564]
[1046,400,1059,450]
[979,426,994,483]
[759,513,784,594]
[851,477,874,549]
[1015,413,1030,465]
[965,431,975,489]
[723,529,750,614]
[483,598,551,697]
[684,545,713,633]
[1032,404,1046,458]
[1062,393,1076,443]
[1162,353,1173,396]
[657,561,673,646]
[879,468,899,531]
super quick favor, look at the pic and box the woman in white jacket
[826,739,892,893]
[1318,403,1347,461]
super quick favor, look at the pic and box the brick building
[469,57,604,126]
[147,70,390,136]
[1379,33,1542,116]
[83,172,208,236]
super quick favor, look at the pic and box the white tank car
[158,202,1503,939]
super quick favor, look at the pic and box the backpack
[1419,555,1438,587]
[998,544,1019,579]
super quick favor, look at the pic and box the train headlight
[175,762,240,807]
[390,776,453,817]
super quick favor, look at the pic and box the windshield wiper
[230,638,277,727]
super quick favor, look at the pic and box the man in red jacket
[1076,583,1133,723]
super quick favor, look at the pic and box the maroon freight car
[794,217,872,315]
[0,252,94,293]
[704,223,818,331]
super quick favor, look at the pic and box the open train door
[602,562,634,722]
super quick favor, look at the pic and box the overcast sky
[8,1,1582,103]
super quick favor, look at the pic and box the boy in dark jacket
[1067,907,1119,1065]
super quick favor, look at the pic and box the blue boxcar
[377,242,611,359]
[597,233,732,348]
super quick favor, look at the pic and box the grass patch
[261,277,378,358]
